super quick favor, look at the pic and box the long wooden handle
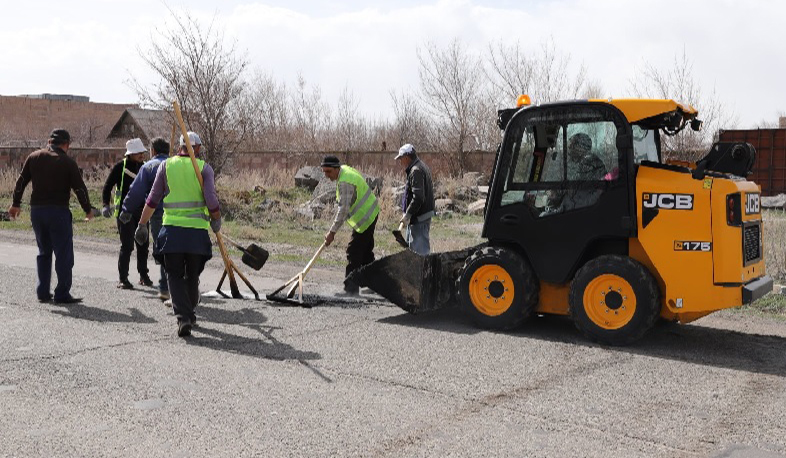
[169,122,177,156]
[172,101,204,189]
[302,242,327,278]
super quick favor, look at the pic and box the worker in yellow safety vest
[321,155,379,297]
[134,132,221,338]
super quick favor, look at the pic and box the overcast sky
[1,0,783,128]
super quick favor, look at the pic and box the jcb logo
[745,193,760,215]
[643,193,693,210]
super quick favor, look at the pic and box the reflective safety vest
[337,165,379,233]
[113,158,127,217]
[162,156,210,230]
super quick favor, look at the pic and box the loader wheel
[570,255,660,346]
[457,246,538,330]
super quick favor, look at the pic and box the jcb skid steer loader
[352,96,773,346]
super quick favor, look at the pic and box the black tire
[569,255,660,346]
[456,246,538,330]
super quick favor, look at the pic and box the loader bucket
[350,246,482,313]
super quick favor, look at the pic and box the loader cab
[485,101,636,283]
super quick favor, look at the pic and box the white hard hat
[179,131,202,147]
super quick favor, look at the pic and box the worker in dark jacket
[102,138,150,289]
[8,128,94,304]
[395,144,435,255]
[121,137,170,300]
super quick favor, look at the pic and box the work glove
[134,224,149,246]
[210,217,222,234]
[101,205,112,218]
[399,213,412,227]
[118,211,132,224]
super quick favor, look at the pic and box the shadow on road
[379,307,786,378]
[185,304,328,380]
[52,304,157,323]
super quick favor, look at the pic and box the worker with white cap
[102,138,152,290]
[135,131,222,337]
[395,144,435,255]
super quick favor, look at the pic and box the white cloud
[0,0,783,126]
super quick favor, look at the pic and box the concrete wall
[1,147,497,178]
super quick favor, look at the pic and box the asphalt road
[1,230,786,458]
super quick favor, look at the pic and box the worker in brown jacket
[8,129,94,304]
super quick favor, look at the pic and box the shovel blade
[241,244,269,270]
[391,229,408,248]
[350,247,478,313]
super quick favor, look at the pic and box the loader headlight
[690,119,703,131]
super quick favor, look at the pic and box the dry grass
[3,164,786,285]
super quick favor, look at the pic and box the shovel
[221,234,269,271]
[392,221,408,248]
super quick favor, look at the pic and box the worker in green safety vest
[321,155,379,297]
[101,138,151,290]
[134,131,222,338]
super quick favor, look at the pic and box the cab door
[484,102,636,283]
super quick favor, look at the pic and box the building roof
[107,108,173,145]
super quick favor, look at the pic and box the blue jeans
[150,214,168,293]
[30,206,74,301]
[407,219,431,256]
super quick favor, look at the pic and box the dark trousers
[344,216,377,292]
[150,214,168,293]
[30,206,74,301]
[163,253,207,324]
[117,215,149,281]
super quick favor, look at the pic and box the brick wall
[0,95,135,146]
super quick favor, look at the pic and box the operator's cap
[394,143,416,160]
[124,138,147,156]
[179,131,202,147]
[49,128,71,143]
[320,155,341,168]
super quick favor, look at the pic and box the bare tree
[390,89,432,151]
[753,111,786,128]
[335,85,365,155]
[290,73,331,152]
[629,49,738,160]
[417,39,487,175]
[486,38,588,106]
[245,71,291,151]
[129,8,249,175]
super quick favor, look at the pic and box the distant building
[0,94,135,147]
[20,93,90,103]
[107,108,172,146]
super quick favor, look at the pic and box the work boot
[139,275,154,287]
[117,279,134,290]
[158,290,170,301]
[163,299,173,308]
[177,321,192,337]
